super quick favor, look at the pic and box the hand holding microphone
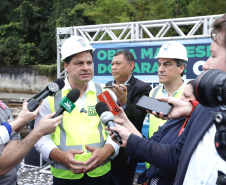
[28,79,65,112]
[96,102,122,144]
[52,88,80,118]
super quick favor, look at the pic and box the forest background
[0,0,225,76]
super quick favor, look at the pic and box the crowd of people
[0,13,225,185]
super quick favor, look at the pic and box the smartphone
[103,84,130,89]
[136,95,173,116]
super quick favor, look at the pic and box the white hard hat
[155,41,188,62]
[61,35,95,61]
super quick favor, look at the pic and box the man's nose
[82,63,90,70]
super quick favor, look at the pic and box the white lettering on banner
[193,60,205,76]
[101,94,113,111]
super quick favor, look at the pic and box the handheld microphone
[52,88,80,118]
[28,79,65,112]
[97,90,120,116]
[96,102,122,144]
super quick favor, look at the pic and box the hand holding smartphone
[103,84,130,89]
[136,95,173,116]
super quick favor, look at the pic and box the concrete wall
[0,66,53,93]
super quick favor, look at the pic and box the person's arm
[0,112,63,176]
[109,123,185,174]
[125,132,185,173]
[0,126,10,145]
[0,101,40,145]
[34,98,58,162]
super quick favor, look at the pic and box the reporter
[0,113,63,176]
[110,81,198,185]
[110,14,226,185]
[0,101,63,185]
[0,101,39,145]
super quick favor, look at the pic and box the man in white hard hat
[35,35,119,185]
[148,41,188,138]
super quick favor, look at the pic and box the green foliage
[75,0,135,24]
[187,0,226,17]
[32,64,57,78]
[0,0,225,67]
[19,42,40,66]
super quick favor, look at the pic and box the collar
[112,75,132,85]
[62,77,97,94]
[162,80,186,97]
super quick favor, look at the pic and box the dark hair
[174,59,187,77]
[211,13,226,48]
[187,79,195,95]
[114,50,135,71]
[64,50,93,64]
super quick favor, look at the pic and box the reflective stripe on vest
[49,82,110,179]
[151,85,162,98]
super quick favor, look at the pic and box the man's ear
[130,61,135,71]
[64,62,68,72]
[179,65,185,75]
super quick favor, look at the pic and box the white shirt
[34,78,119,163]
[183,124,226,185]
[0,126,10,145]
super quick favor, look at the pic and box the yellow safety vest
[48,82,111,179]
[148,85,185,137]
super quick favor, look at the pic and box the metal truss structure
[56,14,222,78]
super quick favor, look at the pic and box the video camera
[194,69,226,185]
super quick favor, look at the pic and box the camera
[194,69,226,185]
[194,69,226,107]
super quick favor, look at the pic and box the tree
[0,0,225,67]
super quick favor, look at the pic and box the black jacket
[106,75,152,169]
[138,117,186,185]
[126,104,220,185]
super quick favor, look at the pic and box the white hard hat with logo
[61,35,95,61]
[155,41,188,62]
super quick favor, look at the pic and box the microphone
[97,90,120,116]
[96,102,122,144]
[52,88,80,118]
[28,79,65,112]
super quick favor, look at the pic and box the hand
[105,125,131,147]
[11,101,40,132]
[110,84,128,106]
[152,97,192,119]
[114,107,130,127]
[19,101,40,123]
[51,149,85,174]
[33,112,63,136]
[114,107,142,136]
[83,144,113,173]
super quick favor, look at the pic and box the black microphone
[28,79,65,112]
[96,102,122,144]
[52,88,80,118]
